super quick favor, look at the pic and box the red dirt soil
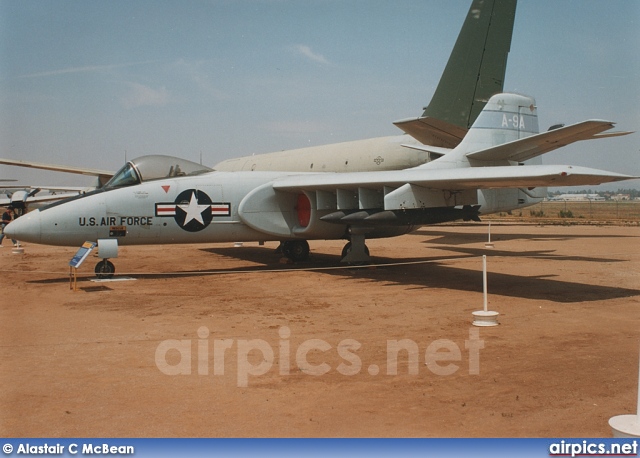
[1,223,639,437]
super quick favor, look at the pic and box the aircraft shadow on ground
[427,245,624,263]
[28,244,639,303]
[193,245,640,303]
[414,228,637,246]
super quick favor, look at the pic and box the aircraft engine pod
[238,184,343,240]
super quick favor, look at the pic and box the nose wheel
[95,259,115,279]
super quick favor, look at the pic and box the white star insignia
[177,191,209,226]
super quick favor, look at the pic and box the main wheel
[282,240,310,262]
[341,242,370,258]
[95,259,115,279]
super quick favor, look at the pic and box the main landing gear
[277,234,371,264]
[281,240,310,262]
[340,233,370,264]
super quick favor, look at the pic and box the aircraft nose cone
[4,211,41,244]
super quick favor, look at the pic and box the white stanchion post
[483,255,488,312]
[609,343,640,437]
[12,240,24,254]
[472,255,499,326]
[485,223,494,248]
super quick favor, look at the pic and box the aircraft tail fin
[423,92,633,169]
[422,0,517,130]
[459,93,633,164]
[459,92,539,156]
[418,92,538,168]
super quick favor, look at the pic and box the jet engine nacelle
[238,184,344,240]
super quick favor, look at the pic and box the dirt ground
[1,223,639,438]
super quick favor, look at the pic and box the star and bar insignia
[155,189,230,232]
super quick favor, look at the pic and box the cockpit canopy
[104,155,213,188]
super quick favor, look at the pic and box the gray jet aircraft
[5,93,636,277]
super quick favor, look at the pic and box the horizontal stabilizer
[393,116,468,148]
[466,120,633,163]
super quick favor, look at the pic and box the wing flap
[466,120,633,163]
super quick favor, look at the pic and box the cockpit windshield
[106,163,140,188]
[104,155,213,188]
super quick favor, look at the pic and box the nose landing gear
[95,259,115,279]
[95,239,119,279]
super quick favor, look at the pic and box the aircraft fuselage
[9,169,541,248]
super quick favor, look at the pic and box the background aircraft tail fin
[422,0,517,129]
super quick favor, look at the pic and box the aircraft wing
[273,164,636,193]
[0,192,81,207]
[0,158,113,184]
[466,120,634,163]
[0,185,88,192]
[393,116,468,148]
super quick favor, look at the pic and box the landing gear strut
[95,259,115,279]
[281,240,310,262]
[341,233,370,264]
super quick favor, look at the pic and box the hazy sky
[1,0,638,190]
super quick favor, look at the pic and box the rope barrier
[1,254,479,278]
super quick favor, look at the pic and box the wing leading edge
[273,164,636,194]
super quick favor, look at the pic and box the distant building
[611,194,631,201]
[550,194,605,202]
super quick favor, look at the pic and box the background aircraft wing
[465,120,634,163]
[0,192,81,207]
[0,185,88,192]
[0,158,113,186]
[273,165,636,194]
